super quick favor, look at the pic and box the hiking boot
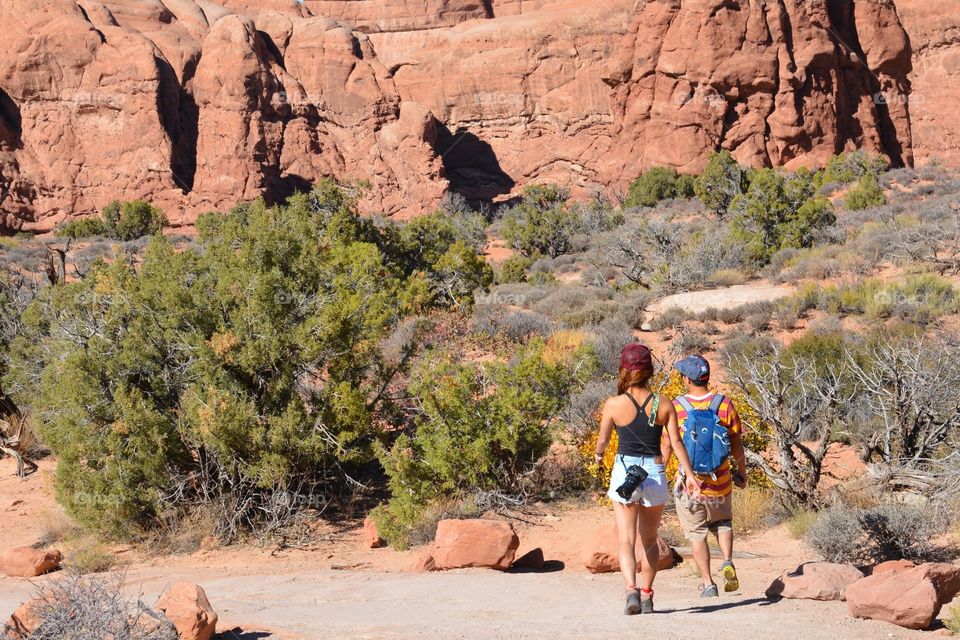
[624,589,642,615]
[640,590,654,614]
[699,583,719,598]
[722,560,740,593]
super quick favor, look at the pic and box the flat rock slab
[652,284,794,315]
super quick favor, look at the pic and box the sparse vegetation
[57,200,167,241]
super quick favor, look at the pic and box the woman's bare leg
[636,504,665,591]
[613,501,640,589]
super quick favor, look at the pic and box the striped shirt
[673,393,742,499]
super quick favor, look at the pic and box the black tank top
[615,392,662,457]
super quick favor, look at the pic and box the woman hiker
[594,343,701,615]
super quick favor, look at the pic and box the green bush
[55,200,166,241]
[373,340,590,547]
[497,254,535,284]
[56,217,109,239]
[501,185,580,258]
[694,151,747,216]
[845,173,887,211]
[729,168,836,266]
[624,167,681,208]
[822,151,888,185]
[7,181,456,539]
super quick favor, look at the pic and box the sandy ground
[1,458,953,639]
[652,283,795,315]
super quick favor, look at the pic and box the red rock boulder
[582,522,679,574]
[408,553,436,573]
[846,563,960,630]
[0,547,62,578]
[155,582,218,640]
[432,519,519,571]
[4,598,44,638]
[869,559,916,575]
[362,516,384,549]
[765,562,864,601]
[511,547,545,570]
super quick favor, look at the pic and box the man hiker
[662,355,748,597]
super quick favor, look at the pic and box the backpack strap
[676,396,695,415]
[708,393,726,414]
[649,393,661,427]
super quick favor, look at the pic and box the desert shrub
[614,290,653,330]
[7,182,444,540]
[806,503,948,564]
[56,217,109,239]
[501,184,580,258]
[472,306,554,342]
[785,509,818,539]
[729,168,836,266]
[437,192,489,252]
[496,255,534,284]
[584,320,635,376]
[64,537,117,575]
[732,487,776,535]
[694,150,748,216]
[480,282,552,309]
[946,602,960,635]
[822,151,887,185]
[649,306,690,331]
[625,167,682,208]
[373,340,589,547]
[533,286,615,321]
[813,274,958,322]
[577,199,624,233]
[845,173,887,211]
[707,268,748,287]
[12,573,178,640]
[676,174,696,199]
[672,328,713,355]
[562,379,612,438]
[55,200,166,241]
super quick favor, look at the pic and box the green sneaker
[722,560,740,593]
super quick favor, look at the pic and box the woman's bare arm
[595,398,617,463]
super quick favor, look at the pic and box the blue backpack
[676,394,730,476]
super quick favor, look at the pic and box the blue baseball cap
[675,355,710,383]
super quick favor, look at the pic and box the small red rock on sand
[432,519,520,571]
[155,582,218,640]
[765,562,864,601]
[0,547,62,578]
[362,516,384,549]
[582,522,679,573]
[868,559,915,575]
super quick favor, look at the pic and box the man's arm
[726,400,748,487]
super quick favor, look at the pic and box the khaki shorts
[675,493,734,541]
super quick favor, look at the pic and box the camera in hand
[616,464,649,500]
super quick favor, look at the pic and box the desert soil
[1,458,950,639]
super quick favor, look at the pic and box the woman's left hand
[685,474,702,498]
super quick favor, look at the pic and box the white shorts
[607,455,670,507]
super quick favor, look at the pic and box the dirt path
[0,564,932,640]
[651,283,794,314]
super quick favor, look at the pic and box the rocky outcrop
[895,0,960,166]
[846,563,960,630]
[0,0,933,232]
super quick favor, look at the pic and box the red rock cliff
[0,0,936,232]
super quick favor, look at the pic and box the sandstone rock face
[432,519,520,570]
[4,598,43,638]
[155,582,218,640]
[895,0,960,166]
[869,559,916,575]
[0,0,936,232]
[583,521,679,574]
[765,562,864,601]
[0,547,62,578]
[846,563,960,630]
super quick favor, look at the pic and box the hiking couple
[594,343,748,615]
